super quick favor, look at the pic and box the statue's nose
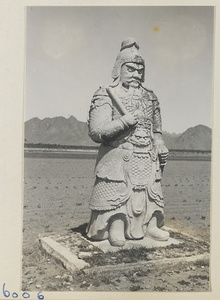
[133,70,142,78]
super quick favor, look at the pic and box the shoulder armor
[145,87,158,101]
[141,86,158,101]
[91,85,112,108]
[149,91,158,101]
[93,86,109,98]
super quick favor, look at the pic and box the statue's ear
[109,77,120,88]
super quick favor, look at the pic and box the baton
[106,87,127,116]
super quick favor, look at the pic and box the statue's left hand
[157,144,169,166]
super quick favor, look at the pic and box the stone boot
[108,215,126,247]
[147,216,169,241]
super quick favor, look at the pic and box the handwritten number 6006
[3,284,44,299]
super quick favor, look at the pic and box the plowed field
[22,155,211,292]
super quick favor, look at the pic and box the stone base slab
[39,236,90,272]
[84,253,209,275]
[39,229,209,274]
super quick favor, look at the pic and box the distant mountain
[162,132,182,150]
[24,116,96,146]
[168,125,212,151]
[24,116,212,150]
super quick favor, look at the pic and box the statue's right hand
[121,112,138,127]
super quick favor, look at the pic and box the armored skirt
[86,85,165,240]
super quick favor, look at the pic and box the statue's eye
[127,67,135,72]
[138,69,143,75]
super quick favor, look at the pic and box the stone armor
[86,84,165,240]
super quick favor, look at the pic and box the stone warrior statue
[86,37,169,247]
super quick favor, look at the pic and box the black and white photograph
[21,5,214,293]
[3,2,220,299]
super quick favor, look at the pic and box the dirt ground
[22,156,211,292]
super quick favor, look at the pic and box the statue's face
[120,62,144,88]
[130,127,151,147]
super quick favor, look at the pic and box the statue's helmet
[112,37,145,83]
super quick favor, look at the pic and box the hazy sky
[25,6,214,133]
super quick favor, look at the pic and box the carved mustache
[127,78,141,83]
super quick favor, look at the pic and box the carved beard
[124,84,142,96]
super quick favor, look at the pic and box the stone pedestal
[39,228,209,274]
